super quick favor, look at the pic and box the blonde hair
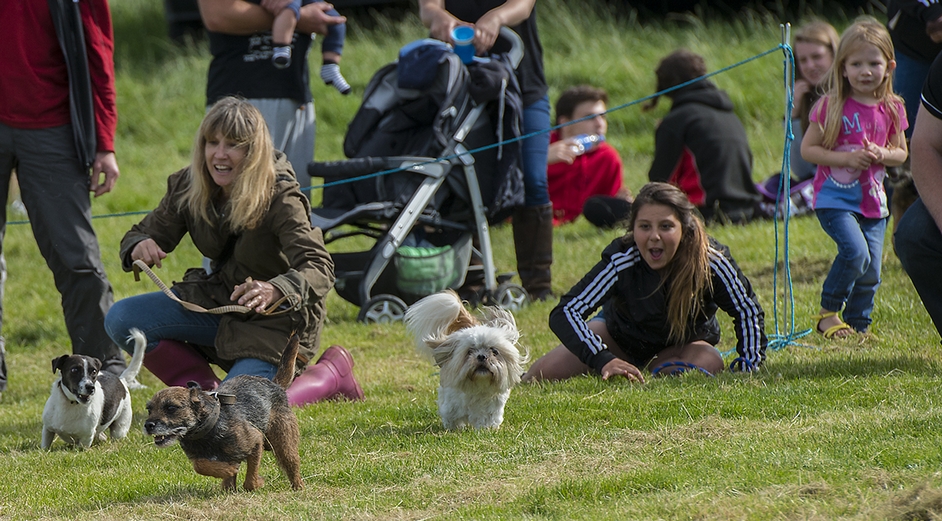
[623,182,712,345]
[814,17,904,149]
[182,97,276,232]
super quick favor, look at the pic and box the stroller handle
[308,157,386,180]
[498,26,524,70]
[309,156,451,181]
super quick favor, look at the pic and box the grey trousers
[0,122,124,374]
[245,99,316,190]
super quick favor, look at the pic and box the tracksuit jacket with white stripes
[549,236,767,373]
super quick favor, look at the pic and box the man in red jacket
[547,85,632,227]
[0,0,126,393]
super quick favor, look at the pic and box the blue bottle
[572,134,604,155]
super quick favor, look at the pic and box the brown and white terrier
[143,336,304,491]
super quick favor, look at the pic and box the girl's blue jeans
[104,291,278,381]
[816,208,887,332]
[521,95,550,207]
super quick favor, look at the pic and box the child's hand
[601,359,645,383]
[547,139,578,165]
[844,147,875,171]
[862,138,886,164]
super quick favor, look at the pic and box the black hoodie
[648,81,759,222]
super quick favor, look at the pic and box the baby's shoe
[272,45,292,69]
[320,63,351,95]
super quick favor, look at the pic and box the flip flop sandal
[650,361,714,377]
[813,311,854,339]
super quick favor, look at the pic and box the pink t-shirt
[808,96,907,218]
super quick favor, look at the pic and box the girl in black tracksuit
[523,182,767,383]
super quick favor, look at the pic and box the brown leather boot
[286,345,364,406]
[143,339,221,390]
[513,203,554,301]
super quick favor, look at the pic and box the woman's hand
[472,12,501,53]
[548,139,579,165]
[231,278,284,313]
[421,1,461,43]
[131,238,167,268]
[792,79,811,118]
[600,359,645,383]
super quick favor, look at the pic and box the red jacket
[547,131,624,225]
[0,0,117,152]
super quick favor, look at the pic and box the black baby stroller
[309,28,529,323]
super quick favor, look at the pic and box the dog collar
[57,382,80,405]
[213,392,237,405]
[186,395,221,440]
[186,392,237,440]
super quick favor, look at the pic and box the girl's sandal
[813,311,854,339]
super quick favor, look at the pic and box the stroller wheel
[357,294,408,324]
[490,283,529,312]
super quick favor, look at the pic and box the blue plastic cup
[451,26,475,64]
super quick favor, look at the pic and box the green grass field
[3,1,942,519]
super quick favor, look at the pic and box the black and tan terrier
[144,336,304,491]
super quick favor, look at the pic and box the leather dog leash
[132,259,293,316]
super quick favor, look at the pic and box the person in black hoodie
[645,49,760,224]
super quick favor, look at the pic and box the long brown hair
[623,182,712,344]
[181,96,276,232]
[814,17,904,149]
[793,20,839,131]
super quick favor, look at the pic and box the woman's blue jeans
[521,95,550,207]
[816,208,887,331]
[104,291,278,381]
[893,50,931,139]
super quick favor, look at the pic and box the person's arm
[119,170,192,272]
[547,139,578,165]
[199,0,342,36]
[899,0,942,43]
[81,0,119,196]
[418,0,535,52]
[263,185,335,312]
[864,126,909,168]
[647,116,685,182]
[707,246,767,371]
[548,243,629,374]
[800,117,876,170]
[911,104,942,231]
[471,0,535,52]
[418,0,462,43]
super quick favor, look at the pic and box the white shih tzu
[405,290,527,430]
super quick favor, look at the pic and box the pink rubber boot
[143,339,221,390]
[286,345,364,406]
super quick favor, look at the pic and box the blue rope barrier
[768,36,813,351]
